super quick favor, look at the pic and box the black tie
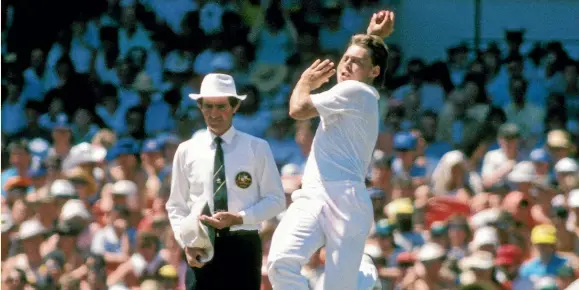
[213,136,228,212]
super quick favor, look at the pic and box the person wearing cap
[157,264,179,289]
[469,226,499,254]
[554,158,578,187]
[520,224,569,281]
[140,138,165,180]
[400,242,456,290]
[103,138,148,210]
[395,251,416,284]
[386,198,425,251]
[48,179,77,211]
[62,142,107,173]
[158,133,180,166]
[47,114,73,159]
[372,219,405,290]
[391,131,429,185]
[429,221,449,248]
[3,219,49,285]
[546,130,573,164]
[66,167,98,203]
[26,185,59,231]
[1,139,32,198]
[109,179,139,210]
[268,13,395,289]
[529,148,553,186]
[3,176,32,205]
[481,123,523,194]
[166,73,285,290]
[494,244,533,290]
[42,200,93,276]
[460,250,502,290]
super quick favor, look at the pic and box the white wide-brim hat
[189,73,246,101]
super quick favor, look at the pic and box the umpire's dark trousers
[186,230,262,290]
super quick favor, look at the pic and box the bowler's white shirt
[302,80,380,187]
[166,126,285,247]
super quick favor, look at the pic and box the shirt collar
[207,126,236,145]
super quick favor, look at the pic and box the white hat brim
[18,228,46,240]
[189,93,247,101]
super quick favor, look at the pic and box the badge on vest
[235,171,252,189]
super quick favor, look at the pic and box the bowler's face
[337,45,377,84]
[199,97,238,135]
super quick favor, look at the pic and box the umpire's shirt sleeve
[239,140,286,225]
[166,142,193,248]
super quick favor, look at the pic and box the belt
[215,229,258,238]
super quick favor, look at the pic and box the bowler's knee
[267,255,302,282]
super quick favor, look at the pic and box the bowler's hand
[367,10,395,39]
[299,59,336,91]
[200,212,243,229]
[185,247,207,268]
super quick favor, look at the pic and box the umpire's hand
[185,247,207,268]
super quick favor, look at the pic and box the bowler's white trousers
[267,181,374,290]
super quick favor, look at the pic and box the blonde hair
[348,34,389,85]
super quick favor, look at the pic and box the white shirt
[481,149,523,191]
[302,80,380,187]
[90,226,122,255]
[166,126,285,247]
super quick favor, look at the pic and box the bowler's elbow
[289,106,305,120]
[289,104,318,120]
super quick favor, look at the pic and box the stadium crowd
[1,0,579,289]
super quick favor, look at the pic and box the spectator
[520,225,569,281]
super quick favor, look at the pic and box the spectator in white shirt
[481,123,523,195]
[91,205,132,265]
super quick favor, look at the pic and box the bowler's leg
[317,185,373,290]
[267,198,325,290]
[321,234,368,290]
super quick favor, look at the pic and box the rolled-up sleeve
[239,140,285,225]
[166,143,191,248]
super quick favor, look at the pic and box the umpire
[166,73,286,290]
